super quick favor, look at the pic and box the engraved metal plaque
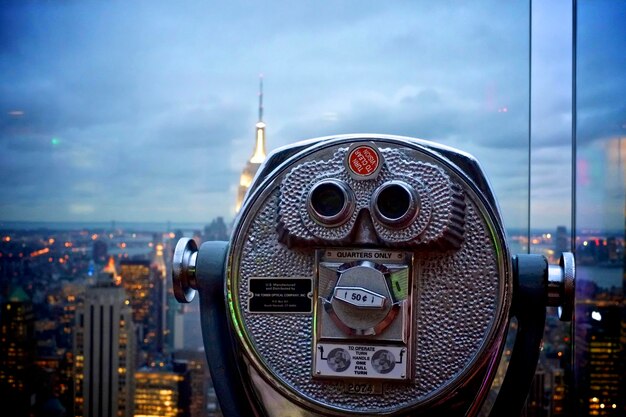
[248,277,313,313]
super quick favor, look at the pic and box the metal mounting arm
[490,252,575,417]
[171,238,256,417]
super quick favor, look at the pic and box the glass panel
[530,0,573,256]
[528,2,574,416]
[575,1,626,416]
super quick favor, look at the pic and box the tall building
[102,256,121,286]
[575,303,624,416]
[236,76,267,212]
[550,366,567,416]
[151,242,167,354]
[92,240,108,264]
[0,285,36,416]
[555,225,568,254]
[173,350,222,417]
[73,275,136,417]
[134,360,191,417]
[119,259,164,354]
[161,238,186,353]
[522,365,547,417]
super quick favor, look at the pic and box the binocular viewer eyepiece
[172,135,575,417]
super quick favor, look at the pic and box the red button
[348,146,380,176]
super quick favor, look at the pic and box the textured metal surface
[277,147,465,249]
[172,238,198,303]
[547,252,575,321]
[229,139,508,415]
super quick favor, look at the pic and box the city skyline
[1,215,622,415]
[1,1,624,230]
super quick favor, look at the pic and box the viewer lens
[377,184,411,220]
[372,181,419,227]
[307,180,354,226]
[311,183,345,217]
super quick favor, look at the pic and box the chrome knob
[546,252,575,321]
[172,238,199,303]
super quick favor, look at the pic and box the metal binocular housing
[172,134,575,417]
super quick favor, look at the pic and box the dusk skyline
[1,1,624,231]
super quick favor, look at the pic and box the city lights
[0,0,622,415]
[30,248,50,257]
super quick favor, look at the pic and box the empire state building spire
[250,76,266,163]
[236,76,268,212]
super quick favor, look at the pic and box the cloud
[0,0,623,231]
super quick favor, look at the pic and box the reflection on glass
[527,1,575,416]
[575,1,626,416]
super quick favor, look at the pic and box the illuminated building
[550,366,567,416]
[103,256,121,286]
[236,77,267,212]
[575,303,624,416]
[56,282,86,411]
[173,350,221,417]
[0,285,36,416]
[151,242,167,354]
[73,277,136,417]
[134,361,191,417]
[160,238,185,353]
[120,259,164,353]
[522,365,547,417]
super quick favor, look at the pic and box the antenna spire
[258,74,264,122]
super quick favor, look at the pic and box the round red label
[348,145,380,176]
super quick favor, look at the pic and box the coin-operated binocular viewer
[172,135,574,417]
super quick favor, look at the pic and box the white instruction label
[314,343,407,380]
[333,286,386,309]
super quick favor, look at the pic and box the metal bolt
[546,252,575,321]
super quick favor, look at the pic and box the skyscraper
[236,76,267,212]
[0,285,36,416]
[173,350,222,417]
[73,275,136,417]
[555,225,568,254]
[575,303,624,416]
[119,259,163,354]
[134,360,191,417]
[92,240,108,265]
[151,242,167,354]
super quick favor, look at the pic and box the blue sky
[0,1,624,231]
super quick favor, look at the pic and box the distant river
[577,265,623,290]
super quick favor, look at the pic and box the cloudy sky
[0,1,624,231]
